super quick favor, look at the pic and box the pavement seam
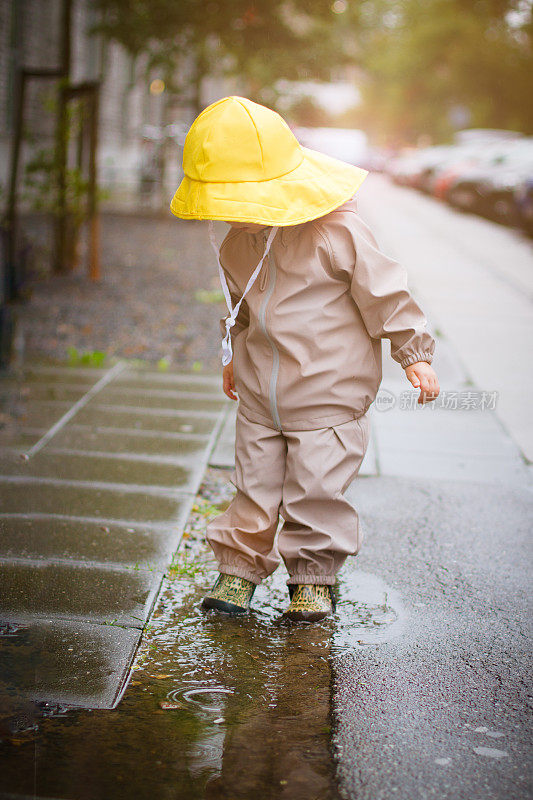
[0,474,200,496]
[22,360,128,460]
[0,555,165,573]
[107,400,231,707]
[0,611,149,631]
[0,512,179,531]
[0,446,216,466]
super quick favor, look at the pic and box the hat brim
[169,146,369,226]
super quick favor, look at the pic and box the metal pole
[88,86,100,282]
[4,68,26,301]
[54,0,72,273]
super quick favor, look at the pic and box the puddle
[0,469,402,799]
[333,569,405,653]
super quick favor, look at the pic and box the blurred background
[0,0,532,371]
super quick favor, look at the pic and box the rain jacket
[219,196,435,432]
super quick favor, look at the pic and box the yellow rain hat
[170,96,368,227]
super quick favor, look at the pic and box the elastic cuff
[218,564,263,586]
[400,351,434,369]
[287,574,336,586]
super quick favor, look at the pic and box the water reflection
[0,469,403,800]
[147,567,339,800]
[333,569,404,653]
[0,567,340,800]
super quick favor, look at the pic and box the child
[170,96,439,621]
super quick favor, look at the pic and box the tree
[91,1,353,114]
[346,0,533,145]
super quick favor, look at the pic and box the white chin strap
[208,221,279,366]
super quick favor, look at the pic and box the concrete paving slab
[0,428,45,451]
[0,362,227,710]
[48,425,212,456]
[0,451,198,490]
[1,618,139,708]
[0,562,162,628]
[377,447,528,484]
[19,364,109,380]
[372,406,523,458]
[359,429,378,476]
[209,404,236,468]
[0,517,178,569]
[114,371,222,392]
[73,405,218,435]
[95,386,226,412]
[369,379,530,484]
[1,382,92,404]
[7,402,76,430]
[357,174,533,461]
[5,375,224,397]
[9,369,103,388]
[0,481,191,521]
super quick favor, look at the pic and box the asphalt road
[334,476,532,800]
[331,175,533,800]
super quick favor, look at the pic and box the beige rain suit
[207,196,435,585]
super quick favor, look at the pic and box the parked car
[435,139,533,224]
[453,128,524,145]
[433,141,517,210]
[374,130,533,233]
[385,145,451,188]
[476,138,533,225]
[426,142,498,198]
[516,177,533,234]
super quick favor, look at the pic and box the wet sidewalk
[1,349,531,800]
[0,361,228,709]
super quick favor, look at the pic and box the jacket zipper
[258,243,282,431]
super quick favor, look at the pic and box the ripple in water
[333,569,404,653]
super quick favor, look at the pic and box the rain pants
[207,196,436,585]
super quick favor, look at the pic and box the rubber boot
[283,584,335,622]
[201,573,256,614]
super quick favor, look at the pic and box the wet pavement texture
[335,475,533,800]
[0,470,346,800]
[0,362,228,709]
[205,338,533,799]
[2,178,533,799]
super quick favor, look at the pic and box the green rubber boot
[201,573,256,614]
[283,584,335,622]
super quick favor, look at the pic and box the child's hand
[223,360,238,401]
[404,361,440,404]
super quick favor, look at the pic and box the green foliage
[92,0,533,145]
[348,0,533,144]
[167,553,206,579]
[194,288,225,304]
[23,147,90,226]
[67,346,107,367]
[91,1,350,107]
[21,93,89,221]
